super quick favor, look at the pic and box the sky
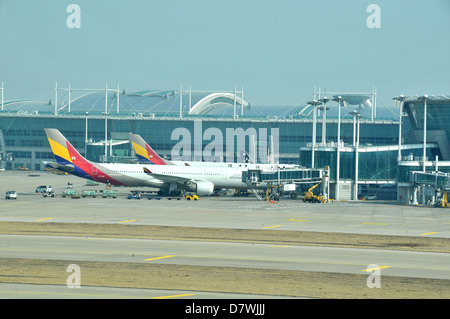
[1,0,449,108]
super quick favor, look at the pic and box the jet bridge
[242,167,329,200]
[409,171,450,206]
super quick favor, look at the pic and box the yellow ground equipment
[265,184,281,201]
[433,191,448,208]
[302,176,327,203]
[440,192,448,208]
[186,193,199,201]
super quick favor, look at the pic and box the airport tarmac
[1,170,450,299]
[1,171,449,237]
[0,283,291,299]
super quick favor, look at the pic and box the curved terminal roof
[297,94,372,117]
[188,92,249,115]
[0,88,416,120]
[0,89,252,117]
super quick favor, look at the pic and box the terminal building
[0,83,448,204]
[396,95,450,205]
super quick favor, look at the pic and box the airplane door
[91,165,98,176]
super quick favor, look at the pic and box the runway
[2,234,450,279]
[0,283,288,299]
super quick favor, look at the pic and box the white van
[35,185,52,193]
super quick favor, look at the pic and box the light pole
[333,96,344,147]
[356,112,361,148]
[349,110,360,147]
[85,112,89,158]
[349,110,361,199]
[1,82,4,111]
[333,96,344,200]
[393,95,406,162]
[307,99,322,168]
[318,96,330,146]
[103,112,108,162]
[104,83,109,162]
[422,95,428,172]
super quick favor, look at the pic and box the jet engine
[187,181,214,195]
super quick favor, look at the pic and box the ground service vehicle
[42,190,55,197]
[82,190,97,198]
[61,190,77,198]
[36,185,52,193]
[186,194,199,201]
[302,176,326,203]
[5,191,17,200]
[127,193,142,199]
[442,192,448,208]
[102,190,117,198]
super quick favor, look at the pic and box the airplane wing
[143,167,216,195]
[143,167,205,183]
[43,161,75,173]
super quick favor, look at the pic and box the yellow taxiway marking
[287,218,309,222]
[144,255,176,261]
[153,294,196,299]
[2,289,195,299]
[35,218,54,222]
[263,225,283,229]
[269,245,292,248]
[420,232,438,236]
[362,223,388,226]
[118,219,137,223]
[362,265,391,272]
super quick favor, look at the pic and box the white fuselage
[169,161,298,171]
[93,162,266,189]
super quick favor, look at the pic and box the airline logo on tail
[44,128,123,185]
[45,128,86,167]
[130,134,167,165]
[143,167,153,174]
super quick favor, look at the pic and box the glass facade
[404,98,450,132]
[300,146,439,182]
[413,172,450,189]
[402,97,450,160]
[397,163,450,184]
[359,150,398,181]
[0,114,401,171]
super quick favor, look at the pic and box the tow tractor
[186,193,199,201]
[42,190,55,198]
[126,190,142,199]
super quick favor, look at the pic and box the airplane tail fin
[44,128,87,165]
[130,133,168,165]
[44,128,123,185]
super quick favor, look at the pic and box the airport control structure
[1,82,449,205]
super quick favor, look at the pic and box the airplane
[129,133,298,170]
[44,128,271,195]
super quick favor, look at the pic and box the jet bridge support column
[243,169,264,201]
